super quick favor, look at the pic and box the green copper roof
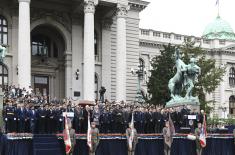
[202,16,235,41]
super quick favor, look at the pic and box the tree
[147,44,176,105]
[147,40,225,111]
[180,40,225,112]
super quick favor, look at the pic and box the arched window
[229,96,235,115]
[0,63,8,90]
[0,16,8,45]
[229,67,235,86]
[31,34,58,58]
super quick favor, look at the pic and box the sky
[139,0,235,37]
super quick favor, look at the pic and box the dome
[202,16,235,41]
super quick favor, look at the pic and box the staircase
[33,134,65,155]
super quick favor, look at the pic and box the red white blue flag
[128,113,134,150]
[63,114,71,154]
[87,114,92,149]
[199,114,207,148]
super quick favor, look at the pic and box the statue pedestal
[166,97,200,112]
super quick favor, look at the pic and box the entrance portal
[33,75,49,96]
[31,24,66,98]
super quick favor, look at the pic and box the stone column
[83,0,98,100]
[115,4,128,101]
[18,0,31,89]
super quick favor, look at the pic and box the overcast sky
[139,0,235,37]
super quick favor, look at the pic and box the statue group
[167,48,201,107]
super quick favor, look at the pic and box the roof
[202,16,235,41]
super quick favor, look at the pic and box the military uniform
[195,127,202,155]
[69,128,76,155]
[4,105,17,133]
[162,126,173,155]
[89,127,100,155]
[126,127,138,155]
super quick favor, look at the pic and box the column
[101,19,112,101]
[18,0,31,89]
[116,4,128,101]
[83,0,97,100]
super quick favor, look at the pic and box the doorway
[33,75,49,96]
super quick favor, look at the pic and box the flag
[128,113,134,150]
[216,0,219,5]
[87,114,92,149]
[169,114,175,135]
[63,114,71,154]
[199,114,207,148]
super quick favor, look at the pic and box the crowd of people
[2,85,206,134]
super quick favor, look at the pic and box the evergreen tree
[147,44,176,105]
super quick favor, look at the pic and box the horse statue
[0,45,7,62]
[168,48,187,100]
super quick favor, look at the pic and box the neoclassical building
[0,0,149,102]
[139,16,235,118]
[0,0,235,118]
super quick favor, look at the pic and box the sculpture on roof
[167,48,201,107]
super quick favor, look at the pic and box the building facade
[1,0,235,118]
[0,0,148,102]
[139,16,235,118]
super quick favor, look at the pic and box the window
[94,73,98,100]
[139,58,145,80]
[219,40,225,45]
[0,16,8,45]
[31,34,58,58]
[229,96,235,115]
[163,33,171,39]
[229,67,235,86]
[141,30,149,35]
[94,31,98,56]
[203,39,210,44]
[174,35,181,40]
[0,63,8,90]
[153,31,161,37]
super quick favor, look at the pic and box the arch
[229,67,235,86]
[229,95,235,115]
[31,18,71,53]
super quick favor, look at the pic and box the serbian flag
[87,114,92,149]
[63,114,71,154]
[199,114,207,148]
[128,113,134,150]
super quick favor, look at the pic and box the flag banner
[169,114,175,135]
[128,113,134,150]
[63,115,71,154]
[199,114,207,148]
[87,114,92,149]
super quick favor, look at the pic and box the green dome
[202,16,235,41]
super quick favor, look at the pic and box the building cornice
[128,0,149,12]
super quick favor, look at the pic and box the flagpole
[217,0,220,17]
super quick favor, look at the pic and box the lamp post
[131,63,146,103]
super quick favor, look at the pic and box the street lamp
[131,63,146,103]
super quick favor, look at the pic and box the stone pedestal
[166,97,200,112]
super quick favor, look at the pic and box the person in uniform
[126,123,138,155]
[89,122,100,155]
[195,122,203,155]
[162,121,173,155]
[4,101,17,133]
[68,119,76,155]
